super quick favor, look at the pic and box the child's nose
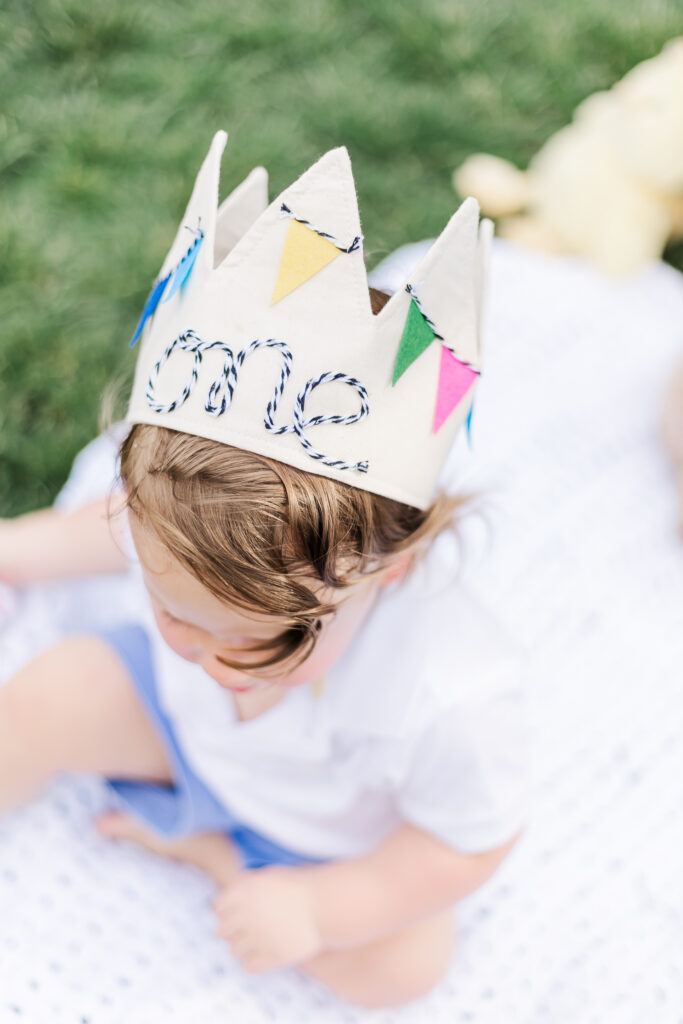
[198,651,249,688]
[179,647,202,662]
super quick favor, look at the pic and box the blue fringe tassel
[129,228,204,347]
[129,271,172,348]
[178,234,203,287]
[162,233,203,305]
[465,400,474,447]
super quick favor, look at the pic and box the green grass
[1,0,681,513]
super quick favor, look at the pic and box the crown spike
[475,217,494,363]
[214,145,365,284]
[214,165,268,268]
[158,130,227,285]
[377,197,481,366]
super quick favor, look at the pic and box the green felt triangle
[392,299,437,385]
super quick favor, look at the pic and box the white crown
[126,131,492,509]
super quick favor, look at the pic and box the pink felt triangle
[433,346,479,433]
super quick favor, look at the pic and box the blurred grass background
[0,0,681,514]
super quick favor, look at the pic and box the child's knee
[2,636,103,762]
[302,910,457,1010]
[1,634,169,778]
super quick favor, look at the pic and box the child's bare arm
[0,493,129,585]
[303,822,521,950]
[210,820,521,981]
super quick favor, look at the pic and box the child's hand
[214,866,323,973]
[0,519,23,586]
[0,514,56,586]
[0,580,17,627]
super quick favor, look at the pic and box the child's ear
[380,552,414,586]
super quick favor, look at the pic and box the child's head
[117,414,472,692]
[116,138,490,693]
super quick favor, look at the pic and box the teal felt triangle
[392,299,437,385]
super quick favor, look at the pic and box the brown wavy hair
[116,289,478,674]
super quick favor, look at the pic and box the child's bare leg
[97,811,456,1009]
[2,637,453,1008]
[0,634,241,884]
[299,910,456,1009]
[0,635,171,811]
[96,811,240,887]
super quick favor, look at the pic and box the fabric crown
[126,130,493,509]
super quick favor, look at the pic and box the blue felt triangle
[129,271,172,348]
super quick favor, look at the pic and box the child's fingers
[221,932,271,974]
[218,924,252,951]
[240,952,272,975]
[217,922,249,953]
[214,886,248,914]
[214,890,232,912]
[215,909,250,944]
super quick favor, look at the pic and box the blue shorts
[91,624,327,872]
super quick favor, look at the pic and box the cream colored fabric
[213,165,268,267]
[127,131,492,508]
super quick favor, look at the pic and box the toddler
[0,132,528,1010]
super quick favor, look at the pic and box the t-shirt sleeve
[394,682,531,855]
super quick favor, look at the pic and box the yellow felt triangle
[271,218,341,305]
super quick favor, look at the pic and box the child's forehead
[131,521,283,627]
[129,509,371,633]
[152,573,282,637]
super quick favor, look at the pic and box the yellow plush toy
[454,38,683,275]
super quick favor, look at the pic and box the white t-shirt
[124,519,531,861]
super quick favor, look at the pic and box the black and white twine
[406,283,481,373]
[292,372,368,472]
[146,330,369,473]
[279,203,362,253]
[405,284,444,340]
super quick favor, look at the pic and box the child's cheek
[280,634,346,688]
[153,611,201,662]
[282,594,377,688]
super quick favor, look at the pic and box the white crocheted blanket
[2,241,683,1024]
